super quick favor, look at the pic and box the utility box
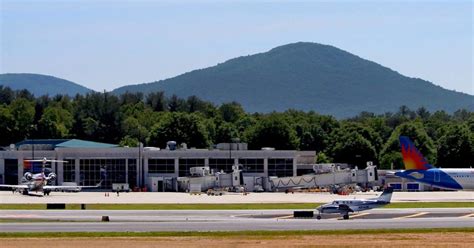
[218,173,233,188]
[112,183,130,192]
[47,203,66,209]
[189,183,202,194]
[294,211,314,218]
[148,177,164,192]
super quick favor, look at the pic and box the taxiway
[1,208,473,232]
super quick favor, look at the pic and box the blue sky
[1,0,472,94]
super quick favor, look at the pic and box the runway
[1,208,473,232]
[1,191,473,204]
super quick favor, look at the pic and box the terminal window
[268,158,294,177]
[63,159,76,182]
[4,159,18,184]
[80,159,126,188]
[179,159,205,177]
[239,158,264,173]
[148,159,175,173]
[128,159,137,188]
[209,159,234,173]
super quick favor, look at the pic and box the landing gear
[343,214,349,220]
[43,190,51,196]
[22,189,28,195]
[316,215,322,220]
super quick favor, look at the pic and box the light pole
[30,124,37,160]
[138,141,144,188]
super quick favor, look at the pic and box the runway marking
[3,214,39,218]
[459,213,474,218]
[348,213,370,219]
[394,212,428,219]
[232,214,254,218]
[276,215,294,219]
[327,213,370,220]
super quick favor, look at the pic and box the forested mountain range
[0,73,93,96]
[113,42,473,117]
[2,43,473,118]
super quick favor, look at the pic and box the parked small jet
[0,158,101,196]
[395,136,474,190]
[316,187,393,220]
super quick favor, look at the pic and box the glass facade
[209,159,234,173]
[239,158,264,173]
[63,159,76,182]
[1,151,300,189]
[148,159,175,173]
[128,159,137,189]
[179,159,205,176]
[4,159,18,184]
[297,168,314,176]
[268,158,294,177]
[80,159,126,188]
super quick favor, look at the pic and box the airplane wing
[46,160,69,163]
[0,184,29,189]
[43,181,102,190]
[385,171,396,176]
[24,159,68,163]
[338,204,354,213]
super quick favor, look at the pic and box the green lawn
[0,228,473,238]
[0,202,473,210]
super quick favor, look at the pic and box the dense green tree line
[0,86,472,169]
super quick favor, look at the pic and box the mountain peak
[269,42,335,52]
[112,42,473,117]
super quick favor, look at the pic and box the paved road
[1,191,473,204]
[2,218,473,232]
[1,209,473,232]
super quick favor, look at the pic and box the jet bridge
[269,163,378,191]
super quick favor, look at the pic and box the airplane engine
[47,172,57,181]
[24,172,33,181]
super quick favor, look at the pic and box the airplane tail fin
[399,136,433,170]
[377,187,393,203]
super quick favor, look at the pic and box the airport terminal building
[0,139,316,191]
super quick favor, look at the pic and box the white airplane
[395,136,474,190]
[0,158,101,196]
[316,187,393,220]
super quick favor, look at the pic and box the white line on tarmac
[349,213,371,219]
[459,213,474,218]
[394,212,428,219]
[276,215,294,219]
[328,212,371,220]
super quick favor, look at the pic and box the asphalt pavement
[1,209,473,232]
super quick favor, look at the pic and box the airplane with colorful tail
[0,158,101,196]
[395,136,474,190]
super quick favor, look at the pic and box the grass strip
[0,228,473,238]
[0,202,473,210]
